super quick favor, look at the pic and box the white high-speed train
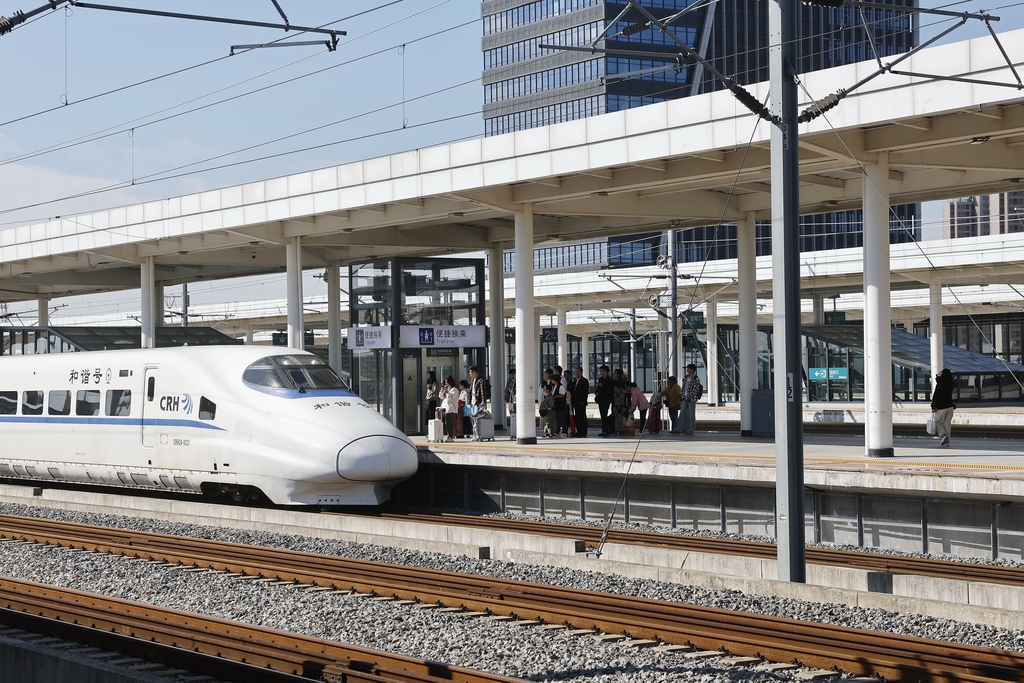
[0,346,418,505]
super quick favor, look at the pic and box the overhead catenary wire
[790,73,1024,395]
[0,2,458,168]
[0,0,406,130]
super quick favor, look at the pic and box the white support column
[327,262,342,375]
[286,237,304,350]
[515,206,538,444]
[488,245,506,429]
[246,326,254,345]
[629,309,638,383]
[37,298,48,327]
[154,283,165,328]
[706,295,719,406]
[556,307,568,371]
[140,256,156,349]
[535,313,542,400]
[930,278,943,388]
[812,295,824,325]
[580,333,591,378]
[738,211,757,436]
[863,152,893,458]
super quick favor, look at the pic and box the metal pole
[738,212,757,437]
[930,278,943,389]
[557,307,568,371]
[630,309,638,384]
[515,207,538,445]
[667,229,679,380]
[182,283,189,328]
[706,295,718,406]
[769,0,806,582]
[489,245,506,430]
[140,256,155,349]
[327,263,342,375]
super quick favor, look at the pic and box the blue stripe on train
[0,416,225,431]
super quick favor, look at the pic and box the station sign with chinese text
[809,367,849,381]
[350,326,392,349]
[399,325,485,348]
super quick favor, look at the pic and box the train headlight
[337,435,417,481]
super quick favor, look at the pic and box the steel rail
[0,514,1021,682]
[363,511,1024,587]
[0,575,524,683]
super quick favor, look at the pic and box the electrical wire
[0,3,464,168]
[791,74,1024,394]
[0,1,406,129]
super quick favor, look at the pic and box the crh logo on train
[160,393,193,413]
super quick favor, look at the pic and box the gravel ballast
[1,500,1024,683]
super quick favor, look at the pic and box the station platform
[413,431,1024,500]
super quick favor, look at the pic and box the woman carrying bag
[424,371,440,427]
[930,368,956,447]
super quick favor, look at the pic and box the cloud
[0,162,143,229]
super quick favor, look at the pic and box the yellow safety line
[418,441,1024,472]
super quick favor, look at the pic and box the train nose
[337,435,418,481]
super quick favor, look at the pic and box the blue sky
[0,0,1020,319]
[0,0,483,227]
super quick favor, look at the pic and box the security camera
[250,251,258,260]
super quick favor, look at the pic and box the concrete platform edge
[503,549,1024,631]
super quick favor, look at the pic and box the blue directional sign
[809,367,848,381]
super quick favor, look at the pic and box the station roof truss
[1,28,1024,305]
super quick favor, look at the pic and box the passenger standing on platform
[595,365,614,437]
[468,365,486,441]
[612,381,628,434]
[504,368,516,433]
[551,366,569,438]
[441,376,459,442]
[569,367,590,437]
[930,368,956,447]
[424,371,439,427]
[459,380,472,438]
[660,376,682,434]
[539,384,556,437]
[680,364,703,436]
[628,382,649,433]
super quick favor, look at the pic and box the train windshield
[243,355,348,392]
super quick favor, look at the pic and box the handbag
[926,414,936,436]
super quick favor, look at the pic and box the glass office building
[481,0,921,248]
[481,0,917,135]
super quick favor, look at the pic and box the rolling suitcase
[475,417,495,441]
[508,413,517,440]
[427,419,445,442]
[647,408,661,434]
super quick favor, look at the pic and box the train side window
[47,390,71,416]
[198,396,216,421]
[0,391,16,415]
[147,377,156,401]
[76,390,100,416]
[105,389,132,417]
[21,391,43,416]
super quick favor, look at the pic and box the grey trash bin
[751,389,775,437]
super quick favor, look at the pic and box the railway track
[0,514,1021,682]
[361,510,1024,587]
[0,573,522,683]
